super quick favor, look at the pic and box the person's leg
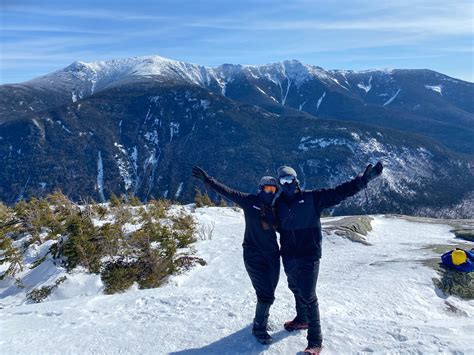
[244,250,278,344]
[244,250,276,305]
[282,256,308,329]
[297,259,322,348]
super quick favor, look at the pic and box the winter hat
[452,249,467,266]
[258,176,278,191]
[277,166,297,179]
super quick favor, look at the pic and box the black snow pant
[283,256,322,347]
[243,248,280,305]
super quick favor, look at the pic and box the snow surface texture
[1,208,473,354]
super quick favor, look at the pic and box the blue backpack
[441,248,474,272]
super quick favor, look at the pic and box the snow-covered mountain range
[0,55,473,216]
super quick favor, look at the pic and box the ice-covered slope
[1,207,473,354]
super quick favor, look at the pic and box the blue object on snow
[441,249,474,272]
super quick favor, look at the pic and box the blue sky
[1,0,473,83]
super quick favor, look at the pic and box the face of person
[279,175,297,196]
[262,185,277,194]
[258,184,277,204]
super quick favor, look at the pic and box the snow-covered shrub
[1,193,202,297]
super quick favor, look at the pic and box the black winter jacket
[275,176,367,259]
[205,177,280,255]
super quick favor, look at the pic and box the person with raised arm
[274,162,383,355]
[192,166,281,345]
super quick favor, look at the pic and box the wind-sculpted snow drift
[1,207,473,354]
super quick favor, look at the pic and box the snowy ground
[1,207,473,354]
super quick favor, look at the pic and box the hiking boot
[252,301,272,344]
[304,344,323,354]
[252,324,273,345]
[284,318,309,331]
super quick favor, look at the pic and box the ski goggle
[279,175,295,185]
[262,185,277,193]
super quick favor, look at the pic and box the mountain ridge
[0,54,473,216]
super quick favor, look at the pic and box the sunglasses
[279,175,295,185]
[262,185,277,193]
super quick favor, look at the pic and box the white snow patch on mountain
[175,182,184,198]
[96,151,105,202]
[0,209,473,354]
[357,76,373,93]
[299,137,355,152]
[200,100,210,110]
[114,142,133,191]
[425,85,443,95]
[330,77,350,90]
[299,100,307,111]
[169,123,179,141]
[255,86,267,96]
[383,89,401,106]
[316,91,326,113]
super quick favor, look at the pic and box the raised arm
[192,166,249,207]
[314,162,383,210]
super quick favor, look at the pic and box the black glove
[362,162,383,183]
[192,166,210,182]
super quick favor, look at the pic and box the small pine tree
[171,211,197,248]
[194,188,214,207]
[109,194,122,208]
[128,194,142,207]
[218,198,228,207]
[0,235,23,280]
[62,213,101,273]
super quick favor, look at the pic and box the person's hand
[362,162,383,182]
[192,166,210,182]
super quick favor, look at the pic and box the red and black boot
[284,317,309,331]
[304,345,323,355]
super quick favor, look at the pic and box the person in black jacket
[274,163,383,354]
[192,166,280,345]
